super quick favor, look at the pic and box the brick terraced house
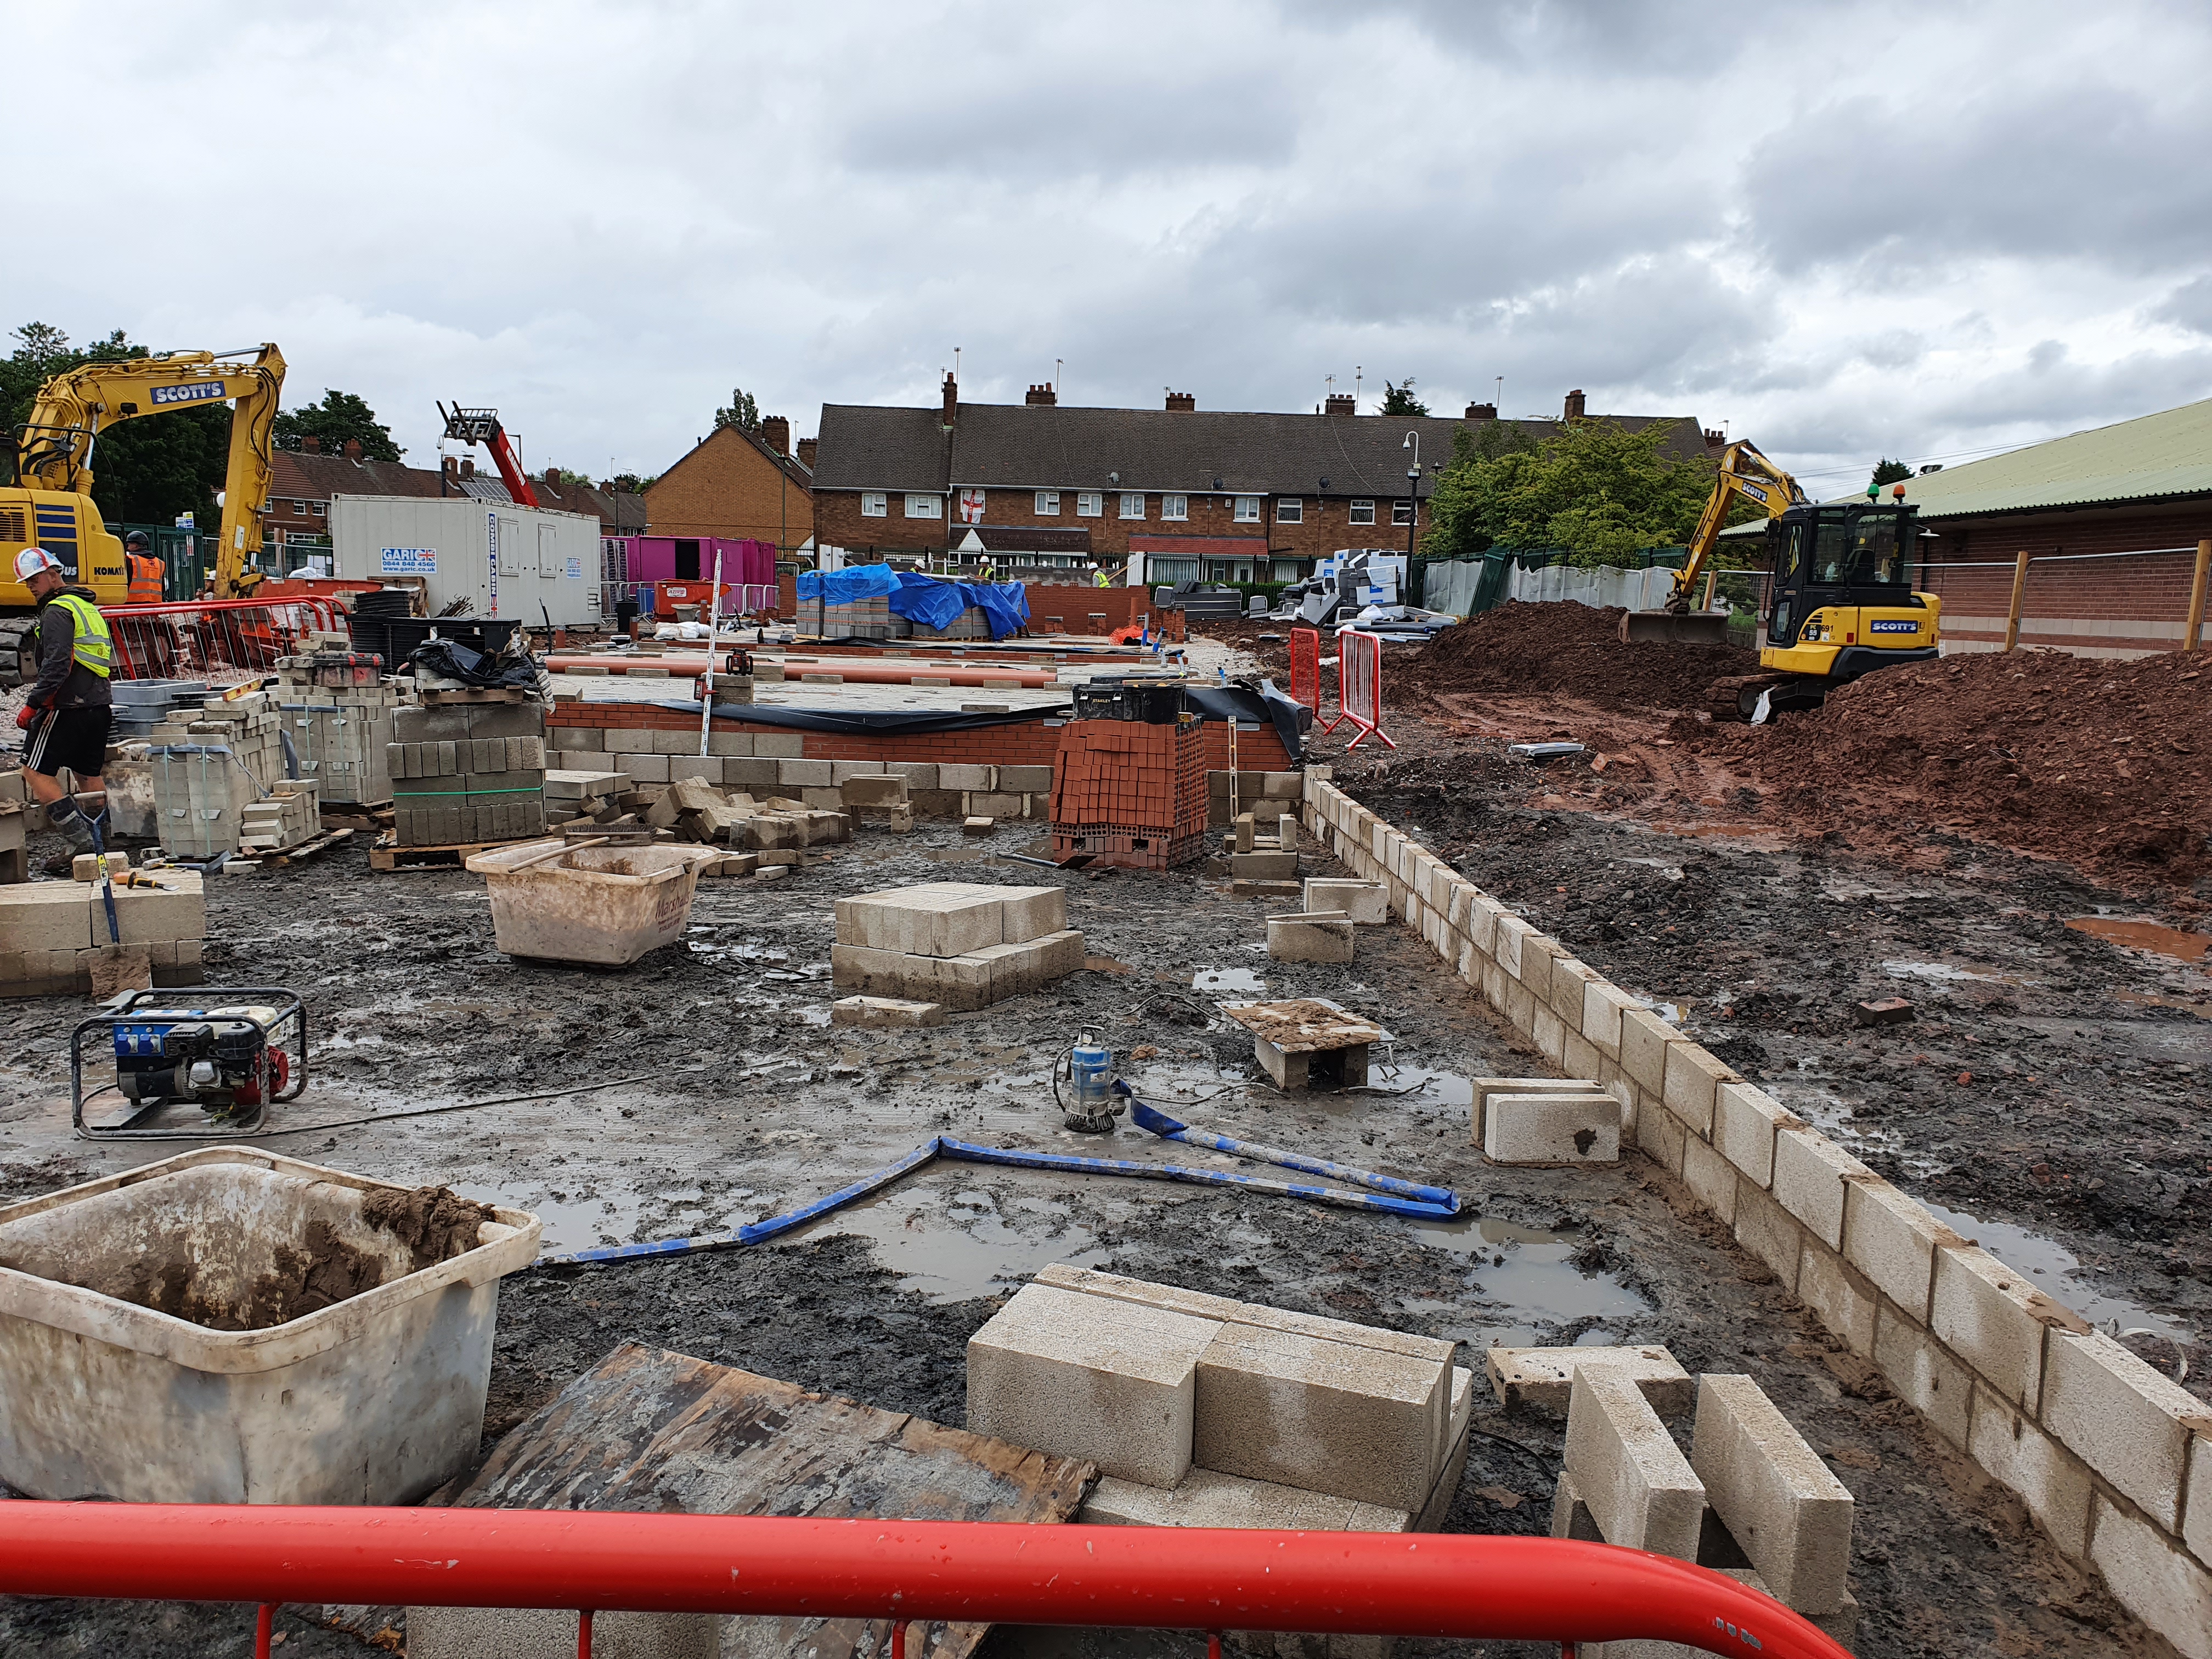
[811,380,1719,585]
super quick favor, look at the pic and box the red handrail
[0,1506,1850,1658]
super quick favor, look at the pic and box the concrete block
[706,730,754,756]
[624,753,670,783]
[1617,1006,1681,1096]
[1969,1381,2093,1560]
[969,931,1082,998]
[1772,1130,1866,1251]
[2040,1328,2205,1532]
[1514,931,1559,1007]
[1193,1323,1444,1511]
[1550,1471,1604,1542]
[1231,851,1299,880]
[1000,765,1053,792]
[1460,892,1500,958]
[1564,1369,1705,1559]
[1267,916,1353,963]
[1576,980,1634,1059]
[0,884,97,953]
[830,995,946,1028]
[967,1283,1218,1486]
[1482,1093,1619,1166]
[1302,878,1386,923]
[1491,911,1530,977]
[1547,957,1600,1028]
[650,729,695,754]
[1561,1029,1602,1088]
[604,727,654,754]
[1660,1042,1733,1139]
[407,1605,714,1658]
[841,774,910,809]
[1262,771,1304,799]
[1690,1374,1853,1615]
[1842,1177,1951,1322]
[777,758,833,787]
[1486,1346,1694,1417]
[753,732,804,758]
[1714,1082,1790,1188]
[1795,1241,1877,1359]
[836,885,1007,957]
[723,757,780,789]
[667,755,723,785]
[2088,1492,2212,1659]
[1931,1244,2051,1412]
[1633,1090,1687,1175]
[1470,1076,1599,1145]
[1874,1303,1971,1448]
[1082,1466,1408,1531]
[885,760,939,789]
[997,884,1068,944]
[1035,1264,1246,1325]
[829,759,884,783]
[1529,1003,1566,1065]
[967,792,1027,819]
[2187,1435,2212,1570]
[1681,1136,1739,1224]
[1731,1184,1801,1291]
[940,763,996,791]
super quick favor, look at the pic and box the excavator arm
[1666,439,1805,613]
[12,344,287,597]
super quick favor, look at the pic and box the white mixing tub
[467,839,721,965]
[0,1147,539,1505]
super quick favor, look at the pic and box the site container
[330,495,603,626]
[0,1147,540,1505]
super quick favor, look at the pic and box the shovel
[85,819,153,1001]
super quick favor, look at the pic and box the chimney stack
[1564,388,1587,421]
[1324,393,1356,417]
[344,438,363,461]
[1704,427,1725,450]
[943,371,958,425]
[1465,402,1497,421]
[301,435,320,453]
[1165,391,1195,412]
[443,456,459,477]
[760,414,790,455]
[460,458,476,480]
[796,437,818,469]
[1025,383,1057,407]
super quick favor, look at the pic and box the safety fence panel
[1336,628,1395,751]
[1288,625,1321,710]
[0,1505,1853,1659]
[103,599,346,684]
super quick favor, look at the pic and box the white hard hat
[13,548,63,582]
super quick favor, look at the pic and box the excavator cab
[1760,503,1939,684]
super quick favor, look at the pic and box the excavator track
[0,616,41,692]
[1706,671,1830,722]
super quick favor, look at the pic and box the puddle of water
[785,1183,1108,1302]
[2066,916,2211,963]
[1364,1065,1475,1107]
[1193,967,1266,993]
[1406,1214,1653,1327]
[453,1181,647,1254]
[1918,1198,2191,1341]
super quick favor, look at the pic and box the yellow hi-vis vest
[47,592,114,678]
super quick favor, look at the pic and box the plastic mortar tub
[0,1146,539,1504]
[466,839,721,966]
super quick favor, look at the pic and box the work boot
[44,798,96,854]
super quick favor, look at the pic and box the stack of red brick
[1049,717,1206,869]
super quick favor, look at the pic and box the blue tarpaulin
[795,567,1031,641]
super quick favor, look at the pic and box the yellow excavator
[0,344,286,685]
[1620,438,1942,719]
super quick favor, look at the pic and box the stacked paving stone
[238,779,321,855]
[0,870,206,996]
[387,701,548,847]
[970,1266,1476,1628]
[143,691,286,859]
[1049,718,1206,870]
[272,639,397,805]
[1301,769,2212,1657]
[798,592,911,640]
[830,881,1081,1011]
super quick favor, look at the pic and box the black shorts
[23,705,113,780]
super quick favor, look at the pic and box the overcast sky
[9,0,2209,491]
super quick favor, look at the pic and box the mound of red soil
[1395,602,1757,713]
[1706,649,2212,888]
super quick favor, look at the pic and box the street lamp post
[1401,430,1421,568]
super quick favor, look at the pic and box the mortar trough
[0,1147,539,1504]
[467,838,721,965]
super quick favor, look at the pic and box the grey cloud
[1281,0,1827,76]
[2154,274,2212,335]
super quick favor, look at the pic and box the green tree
[1868,456,1914,490]
[1379,377,1429,416]
[1422,417,1731,565]
[274,389,404,460]
[603,472,658,494]
[713,387,760,432]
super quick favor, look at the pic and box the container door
[539,523,558,579]
[498,517,523,577]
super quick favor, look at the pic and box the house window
[1233,496,1261,522]
[1036,490,1060,515]
[1348,499,1375,525]
[261,498,272,513]
[312,501,326,517]
[1277,499,1302,524]
[1119,492,1145,520]
[904,493,940,518]
[292,500,307,515]
[1075,492,1102,517]
[861,492,887,517]
[1391,499,1415,525]
[1163,494,1188,521]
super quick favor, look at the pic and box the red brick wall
[772,574,1187,640]
[642,427,814,555]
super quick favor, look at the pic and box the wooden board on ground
[1219,997,1388,1053]
[240,827,354,869]
[442,1343,1094,1659]
[369,831,542,872]
[319,800,393,833]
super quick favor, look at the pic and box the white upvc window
[905,492,940,518]
[860,492,887,517]
[1391,499,1414,525]
[1163,493,1188,521]
[1119,492,1146,520]
[1035,490,1060,515]
[1348,499,1375,525]
[1233,495,1261,522]
[312,501,327,516]
[1075,492,1102,517]
[1277,498,1302,524]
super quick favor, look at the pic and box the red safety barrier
[0,1506,1850,1659]
[100,598,346,683]
[1335,627,1395,751]
[1288,625,1321,710]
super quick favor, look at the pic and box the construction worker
[12,548,115,867]
[123,531,166,605]
[1092,562,1112,588]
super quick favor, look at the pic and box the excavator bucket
[1619,609,1730,647]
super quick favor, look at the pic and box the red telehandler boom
[437,402,539,507]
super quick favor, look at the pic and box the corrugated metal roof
[1847,397,2212,519]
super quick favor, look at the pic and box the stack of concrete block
[798,593,913,640]
[1470,1076,1621,1167]
[1223,810,1301,884]
[388,701,548,847]
[1555,1367,1857,1653]
[831,881,1081,1011]
[1303,878,1387,922]
[544,770,626,825]
[238,779,321,855]
[146,743,267,859]
[840,772,912,832]
[144,689,285,792]
[0,870,206,996]
[969,1266,1473,1556]
[1207,769,1306,830]
[270,646,398,806]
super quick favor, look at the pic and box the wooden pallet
[319,799,393,833]
[369,831,541,872]
[234,827,354,870]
